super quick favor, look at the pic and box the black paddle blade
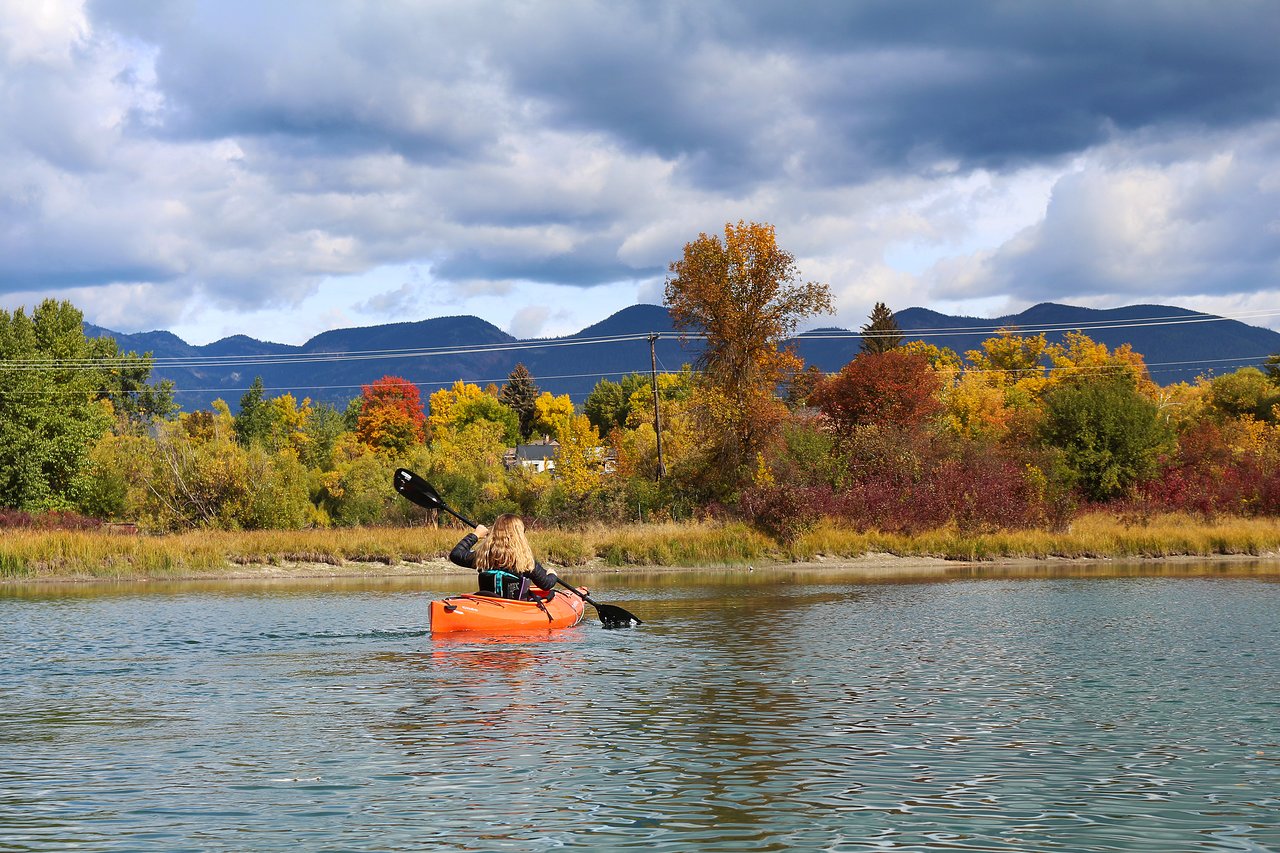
[595,603,643,629]
[393,468,442,510]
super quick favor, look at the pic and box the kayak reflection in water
[448,513,560,601]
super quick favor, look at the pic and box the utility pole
[648,332,666,479]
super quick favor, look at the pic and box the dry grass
[787,512,1280,561]
[4,512,1280,581]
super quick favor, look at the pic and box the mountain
[85,302,1280,412]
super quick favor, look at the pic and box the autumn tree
[664,220,833,484]
[499,363,541,439]
[552,413,605,498]
[811,350,943,432]
[428,380,520,446]
[1045,332,1155,395]
[531,391,576,441]
[356,376,426,454]
[860,302,903,354]
[784,364,825,410]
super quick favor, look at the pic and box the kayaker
[449,513,559,600]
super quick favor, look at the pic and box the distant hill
[86,302,1280,412]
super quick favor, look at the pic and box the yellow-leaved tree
[531,392,575,441]
[552,413,604,498]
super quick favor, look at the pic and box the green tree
[664,220,833,484]
[451,393,521,446]
[0,300,126,510]
[584,372,663,433]
[499,363,541,439]
[1205,367,1280,423]
[234,377,274,448]
[300,402,348,470]
[584,378,626,434]
[1039,376,1172,501]
[859,302,903,354]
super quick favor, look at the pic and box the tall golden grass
[3,513,1280,581]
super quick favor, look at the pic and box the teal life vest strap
[478,568,522,598]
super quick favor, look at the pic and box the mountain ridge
[84,302,1280,411]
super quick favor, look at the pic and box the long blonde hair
[474,514,534,574]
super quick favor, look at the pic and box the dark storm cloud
[493,1,1280,185]
[92,0,506,165]
[87,0,1280,188]
[433,246,655,288]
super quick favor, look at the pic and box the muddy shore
[8,550,1280,586]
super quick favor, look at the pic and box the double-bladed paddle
[393,468,643,629]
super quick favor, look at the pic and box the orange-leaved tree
[812,350,944,433]
[356,376,425,454]
[664,220,832,488]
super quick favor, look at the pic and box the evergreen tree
[860,302,903,354]
[1264,353,1280,384]
[499,363,540,439]
[233,377,274,448]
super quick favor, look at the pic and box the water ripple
[1,574,1278,850]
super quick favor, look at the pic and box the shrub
[0,508,102,531]
[736,482,824,542]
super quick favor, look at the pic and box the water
[2,567,1279,851]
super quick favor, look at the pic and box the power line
[5,305,1279,371]
[0,331,658,371]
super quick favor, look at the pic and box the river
[2,564,1279,851]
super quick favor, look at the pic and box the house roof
[513,442,559,461]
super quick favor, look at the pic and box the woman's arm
[449,533,479,569]
[527,560,559,591]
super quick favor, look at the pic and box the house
[504,436,560,473]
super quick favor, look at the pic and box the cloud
[927,123,1280,305]
[1,0,1278,342]
[507,305,551,340]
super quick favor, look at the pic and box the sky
[1,0,1278,345]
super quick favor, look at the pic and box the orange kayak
[429,588,587,634]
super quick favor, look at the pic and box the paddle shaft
[555,577,599,607]
[441,505,477,528]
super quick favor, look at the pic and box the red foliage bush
[736,483,825,542]
[0,508,103,531]
[811,350,943,432]
[1136,421,1280,517]
[738,425,1064,538]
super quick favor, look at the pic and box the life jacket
[477,568,529,600]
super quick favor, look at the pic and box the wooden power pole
[649,333,666,479]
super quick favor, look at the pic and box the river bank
[5,512,1280,583]
[7,507,1280,581]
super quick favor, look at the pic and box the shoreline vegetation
[4,513,1280,584]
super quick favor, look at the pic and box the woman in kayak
[449,513,559,600]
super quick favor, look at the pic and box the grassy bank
[4,513,1280,581]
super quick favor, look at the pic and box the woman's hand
[473,524,489,538]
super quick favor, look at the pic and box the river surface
[2,564,1279,851]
